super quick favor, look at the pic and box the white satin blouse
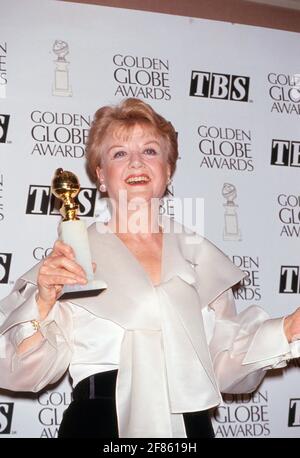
[0,217,299,438]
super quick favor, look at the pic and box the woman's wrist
[35,293,56,321]
[284,314,293,343]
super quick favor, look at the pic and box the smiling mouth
[125,175,151,185]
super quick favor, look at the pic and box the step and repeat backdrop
[1,0,300,438]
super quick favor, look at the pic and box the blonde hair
[85,98,178,184]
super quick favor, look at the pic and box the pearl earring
[99,183,107,192]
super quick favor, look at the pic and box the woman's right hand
[36,240,88,319]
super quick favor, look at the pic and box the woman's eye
[143,148,157,156]
[113,150,127,159]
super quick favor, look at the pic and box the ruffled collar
[17,216,244,327]
[5,216,247,438]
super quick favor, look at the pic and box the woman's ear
[96,166,104,183]
[167,163,171,182]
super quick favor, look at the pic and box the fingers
[44,240,86,278]
[38,240,97,291]
[39,256,87,285]
[37,240,89,310]
[38,245,88,288]
[51,240,75,260]
[44,255,86,277]
[39,265,87,286]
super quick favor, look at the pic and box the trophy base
[52,88,72,97]
[223,232,242,241]
[58,279,107,301]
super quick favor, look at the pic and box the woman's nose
[128,152,144,168]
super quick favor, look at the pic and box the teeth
[126,176,150,184]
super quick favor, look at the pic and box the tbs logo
[26,185,97,217]
[0,403,14,434]
[288,399,300,427]
[0,114,10,143]
[189,71,250,102]
[279,266,300,293]
[0,253,12,284]
[271,140,300,167]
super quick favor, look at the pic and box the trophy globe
[52,40,72,96]
[52,168,80,221]
[222,183,237,206]
[53,40,69,62]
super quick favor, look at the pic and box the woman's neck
[108,200,161,237]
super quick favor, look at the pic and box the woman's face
[96,123,171,205]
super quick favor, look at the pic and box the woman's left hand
[284,307,300,342]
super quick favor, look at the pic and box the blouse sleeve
[0,279,73,393]
[206,288,300,394]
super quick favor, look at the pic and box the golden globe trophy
[51,168,107,300]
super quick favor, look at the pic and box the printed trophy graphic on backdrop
[51,168,106,299]
[52,40,72,97]
[290,74,300,103]
[222,183,242,241]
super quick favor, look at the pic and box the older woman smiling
[0,98,300,439]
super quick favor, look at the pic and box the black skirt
[58,370,215,439]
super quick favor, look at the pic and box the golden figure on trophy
[51,168,106,299]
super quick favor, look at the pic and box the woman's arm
[0,240,87,391]
[207,289,300,394]
[15,240,87,354]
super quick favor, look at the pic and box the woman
[0,98,300,438]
